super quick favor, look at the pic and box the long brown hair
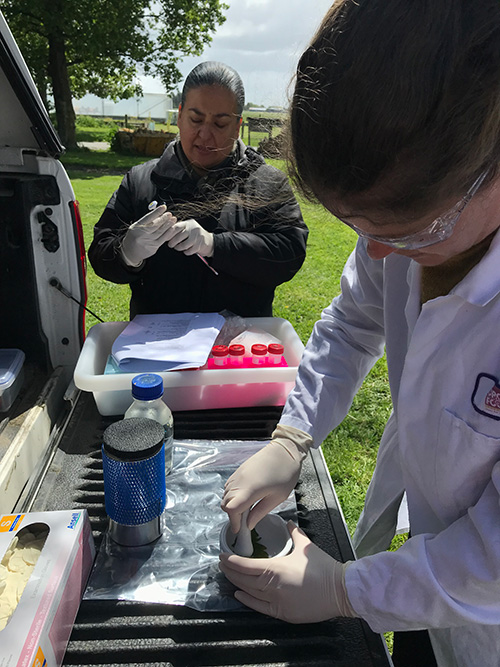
[287,0,500,223]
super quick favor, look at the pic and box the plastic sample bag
[84,440,296,612]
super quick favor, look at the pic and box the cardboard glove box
[0,510,95,667]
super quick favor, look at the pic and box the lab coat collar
[451,227,500,306]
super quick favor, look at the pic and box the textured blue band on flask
[102,445,166,525]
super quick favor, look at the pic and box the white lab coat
[280,232,500,667]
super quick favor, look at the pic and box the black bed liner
[31,392,392,667]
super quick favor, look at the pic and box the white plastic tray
[74,317,304,415]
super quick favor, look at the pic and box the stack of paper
[110,312,225,372]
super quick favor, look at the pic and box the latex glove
[121,205,176,267]
[219,521,356,623]
[221,424,313,534]
[163,218,214,257]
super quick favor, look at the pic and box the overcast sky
[142,0,334,107]
[75,1,335,115]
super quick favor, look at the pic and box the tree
[1,0,228,147]
[171,89,182,108]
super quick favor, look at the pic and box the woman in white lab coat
[219,1,500,665]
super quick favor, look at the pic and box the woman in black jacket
[88,62,308,318]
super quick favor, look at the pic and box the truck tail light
[69,200,87,344]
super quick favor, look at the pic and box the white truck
[0,10,86,513]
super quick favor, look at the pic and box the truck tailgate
[28,391,392,667]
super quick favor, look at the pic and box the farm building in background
[74,92,173,122]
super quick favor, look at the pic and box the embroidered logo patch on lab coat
[472,373,500,420]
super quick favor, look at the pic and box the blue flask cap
[131,373,164,400]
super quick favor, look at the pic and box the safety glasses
[337,169,489,250]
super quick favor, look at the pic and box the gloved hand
[121,205,176,267]
[163,218,214,257]
[221,424,313,534]
[219,521,356,623]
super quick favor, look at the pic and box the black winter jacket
[88,140,308,318]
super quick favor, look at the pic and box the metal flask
[102,417,166,546]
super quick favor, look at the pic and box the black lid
[102,418,165,461]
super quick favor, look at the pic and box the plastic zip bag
[84,439,296,611]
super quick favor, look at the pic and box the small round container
[267,343,284,365]
[251,343,268,366]
[220,514,293,559]
[211,344,229,367]
[228,344,245,367]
